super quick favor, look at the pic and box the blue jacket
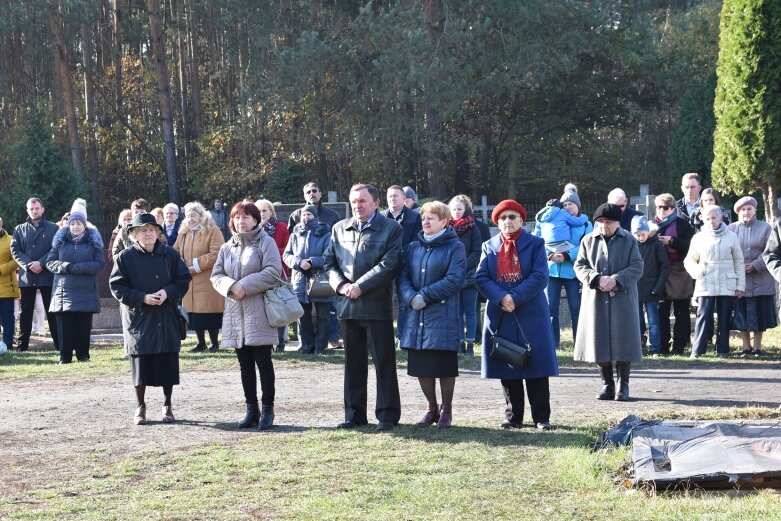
[46,226,106,313]
[534,206,589,246]
[283,221,333,304]
[533,214,592,280]
[398,228,466,351]
[476,231,559,380]
[11,218,59,288]
[163,220,181,246]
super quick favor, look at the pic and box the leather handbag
[176,305,189,341]
[664,262,694,300]
[264,272,305,327]
[307,271,336,298]
[489,311,531,369]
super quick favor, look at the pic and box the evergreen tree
[712,0,781,219]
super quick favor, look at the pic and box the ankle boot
[259,405,275,430]
[237,402,260,428]
[465,342,474,356]
[615,363,630,401]
[597,365,615,400]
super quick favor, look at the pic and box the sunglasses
[498,214,520,221]
[656,205,672,210]
[305,189,319,194]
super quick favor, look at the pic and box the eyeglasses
[305,189,319,194]
[656,205,671,210]
[498,214,520,221]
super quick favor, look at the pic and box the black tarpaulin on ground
[627,419,781,489]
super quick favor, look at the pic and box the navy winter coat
[636,233,669,302]
[476,231,559,380]
[283,222,333,304]
[46,226,105,313]
[109,241,192,356]
[398,228,466,352]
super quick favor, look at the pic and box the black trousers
[235,345,275,407]
[55,312,93,362]
[501,377,551,425]
[342,319,401,424]
[658,298,690,354]
[692,296,735,356]
[18,286,59,349]
[299,301,330,353]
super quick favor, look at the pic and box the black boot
[237,402,260,428]
[615,363,630,401]
[465,342,474,356]
[259,405,275,430]
[597,364,615,400]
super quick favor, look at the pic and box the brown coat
[173,224,225,314]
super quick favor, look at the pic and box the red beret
[492,199,527,224]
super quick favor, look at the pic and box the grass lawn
[1,333,780,519]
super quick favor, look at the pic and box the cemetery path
[1,354,779,494]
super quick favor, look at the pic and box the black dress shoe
[536,422,552,430]
[190,343,206,352]
[376,421,395,431]
[337,420,368,429]
[501,420,523,429]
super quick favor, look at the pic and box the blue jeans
[639,301,661,352]
[0,298,14,346]
[546,276,581,347]
[460,287,478,342]
[692,296,735,355]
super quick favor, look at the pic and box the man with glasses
[676,172,702,218]
[287,182,340,233]
[607,188,642,231]
[162,203,181,245]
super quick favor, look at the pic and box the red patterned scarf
[451,214,476,236]
[497,230,522,283]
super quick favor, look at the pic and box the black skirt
[130,352,180,387]
[188,312,223,331]
[732,295,778,332]
[407,349,459,378]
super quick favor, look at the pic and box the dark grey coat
[574,228,644,363]
[324,211,402,320]
[636,232,669,302]
[11,218,59,288]
[109,241,192,356]
[46,226,105,313]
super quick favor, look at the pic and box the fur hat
[68,198,88,224]
[631,215,650,233]
[492,200,527,223]
[592,203,622,222]
[559,183,581,208]
[301,204,319,217]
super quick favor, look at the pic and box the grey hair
[163,203,179,215]
[702,204,722,218]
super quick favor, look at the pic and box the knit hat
[492,200,527,223]
[733,196,758,214]
[592,203,622,222]
[631,215,650,233]
[301,204,319,217]
[559,183,581,208]
[403,186,418,202]
[68,198,88,224]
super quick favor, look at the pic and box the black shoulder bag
[489,310,531,369]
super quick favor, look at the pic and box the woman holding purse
[283,205,333,355]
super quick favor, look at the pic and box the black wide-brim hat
[128,212,164,233]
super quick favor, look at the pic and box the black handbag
[306,270,336,298]
[176,305,189,341]
[489,311,531,369]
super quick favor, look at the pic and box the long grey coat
[574,227,644,363]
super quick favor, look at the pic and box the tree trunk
[81,22,102,217]
[172,0,190,171]
[763,180,779,223]
[423,0,446,200]
[113,0,123,119]
[185,0,201,135]
[47,4,85,187]
[147,0,179,204]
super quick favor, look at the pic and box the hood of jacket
[51,224,104,250]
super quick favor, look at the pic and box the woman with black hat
[46,199,105,363]
[574,203,644,401]
[110,213,192,425]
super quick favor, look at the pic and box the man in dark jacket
[11,197,60,351]
[324,184,403,431]
[382,185,422,253]
[287,182,340,233]
[608,188,643,232]
[676,172,702,218]
[211,198,230,241]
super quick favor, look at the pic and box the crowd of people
[1,172,779,430]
